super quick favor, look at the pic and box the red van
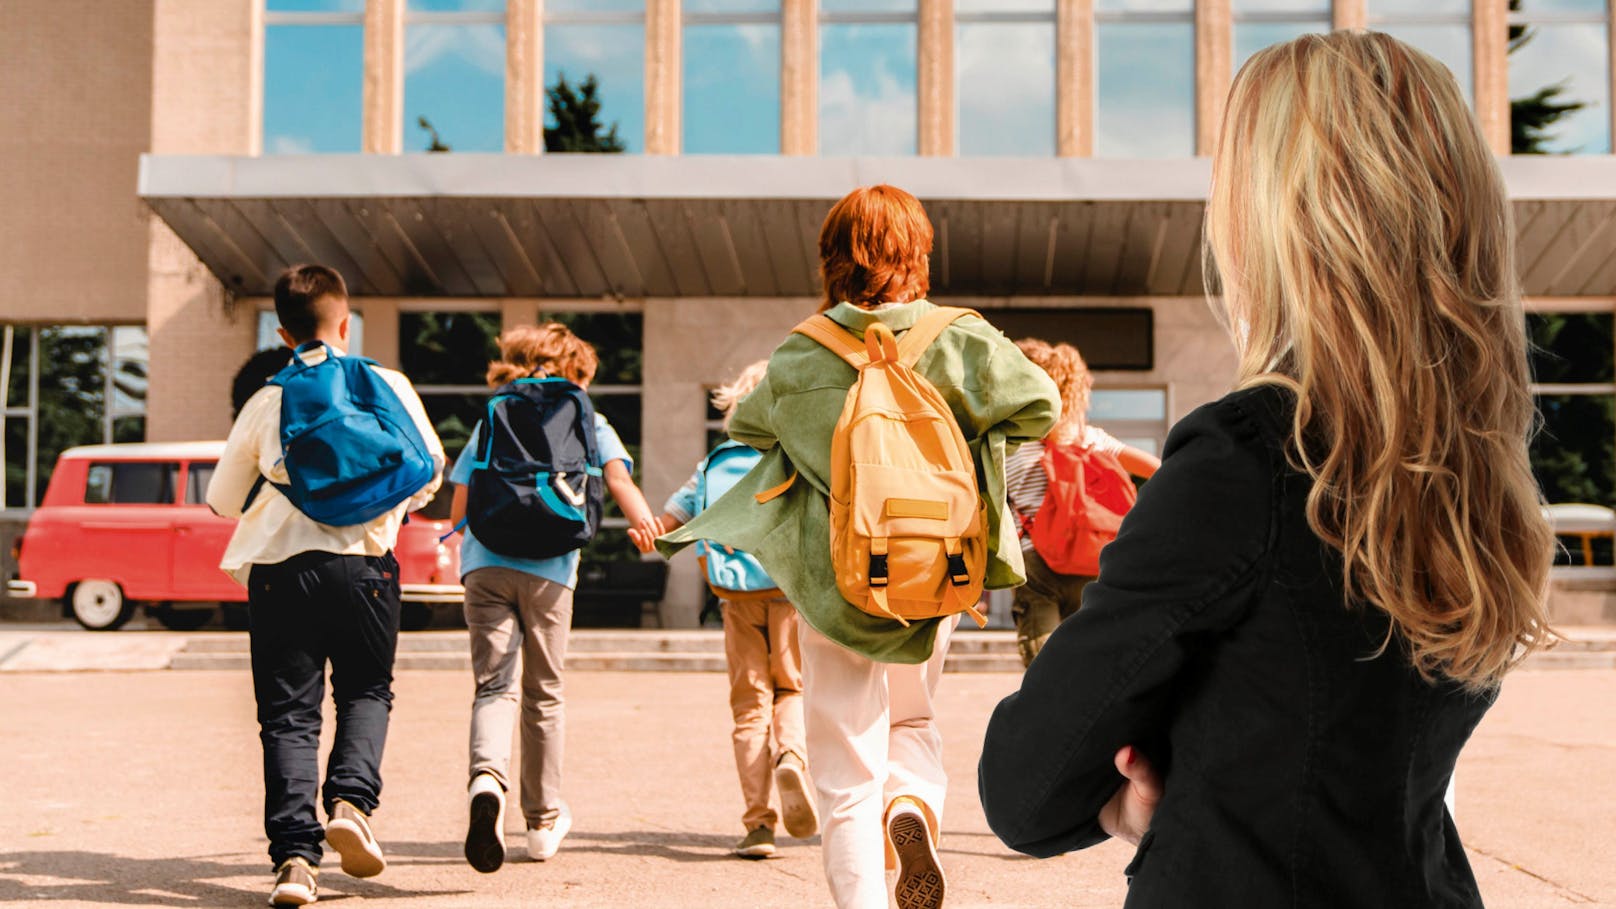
[6,442,461,631]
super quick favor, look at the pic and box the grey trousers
[463,567,573,827]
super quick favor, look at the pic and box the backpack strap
[792,315,870,368]
[896,307,979,367]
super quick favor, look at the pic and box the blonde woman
[1005,339,1159,667]
[980,32,1554,907]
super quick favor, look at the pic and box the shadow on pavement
[562,830,774,863]
[0,850,472,905]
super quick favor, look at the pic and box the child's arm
[630,512,685,553]
[605,460,662,551]
[449,484,469,527]
[1118,446,1161,480]
[205,390,272,519]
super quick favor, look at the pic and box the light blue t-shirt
[450,412,632,590]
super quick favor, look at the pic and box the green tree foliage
[417,116,451,153]
[1509,0,1592,154]
[1528,314,1615,510]
[3,328,130,505]
[544,73,626,153]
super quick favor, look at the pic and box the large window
[1095,0,1196,157]
[1508,0,1612,155]
[404,0,508,153]
[263,0,366,153]
[1529,313,1615,551]
[1232,0,1332,74]
[1090,388,1169,456]
[684,1,782,153]
[1367,0,1475,103]
[546,0,647,152]
[820,0,919,155]
[956,0,1056,156]
[2,326,148,509]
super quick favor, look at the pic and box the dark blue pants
[248,551,401,870]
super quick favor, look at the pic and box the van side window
[84,462,179,505]
[186,463,216,505]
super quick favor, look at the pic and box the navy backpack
[464,377,604,560]
[259,341,437,527]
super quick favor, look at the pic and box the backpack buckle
[868,553,889,588]
[946,552,970,587]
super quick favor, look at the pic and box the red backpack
[1020,441,1138,577]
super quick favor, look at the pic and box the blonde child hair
[1016,339,1092,446]
[711,360,769,430]
[486,323,600,388]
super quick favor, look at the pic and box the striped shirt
[1005,426,1127,551]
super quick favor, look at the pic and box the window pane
[264,25,364,153]
[1097,22,1194,157]
[400,312,501,385]
[1095,0,1191,10]
[257,310,364,356]
[187,464,216,505]
[1514,0,1608,12]
[1115,437,1159,456]
[85,465,112,505]
[111,327,148,416]
[112,416,145,445]
[544,313,644,384]
[823,0,915,10]
[1368,0,1469,13]
[1235,21,1331,73]
[546,25,646,152]
[405,24,506,152]
[408,0,505,10]
[1089,389,1168,421]
[422,393,488,462]
[268,0,364,11]
[684,23,782,153]
[1509,22,1612,155]
[687,0,779,11]
[1528,313,1614,384]
[4,326,30,411]
[1233,0,1328,11]
[958,0,1054,11]
[105,462,176,505]
[1534,394,1615,507]
[957,22,1055,155]
[820,24,918,154]
[1376,24,1474,101]
[548,0,643,10]
[37,328,107,504]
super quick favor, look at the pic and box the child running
[659,185,1059,909]
[630,361,819,860]
[207,265,445,907]
[1004,339,1159,666]
[452,323,659,873]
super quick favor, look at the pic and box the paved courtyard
[0,664,1611,908]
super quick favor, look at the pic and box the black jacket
[979,385,1494,908]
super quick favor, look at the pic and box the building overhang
[138,154,1616,299]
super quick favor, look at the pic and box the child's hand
[627,514,664,554]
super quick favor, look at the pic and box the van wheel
[70,580,133,631]
[153,605,215,632]
[400,602,434,632]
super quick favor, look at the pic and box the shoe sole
[890,812,945,909]
[269,882,316,907]
[326,819,386,879]
[734,844,776,860]
[774,764,819,839]
[464,791,505,874]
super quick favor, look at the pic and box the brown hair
[1207,31,1555,688]
[818,184,933,312]
[1017,339,1092,444]
[273,264,348,343]
[486,323,599,388]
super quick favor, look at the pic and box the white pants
[800,616,957,909]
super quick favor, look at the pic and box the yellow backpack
[790,307,989,628]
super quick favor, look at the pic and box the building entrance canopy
[139,155,1616,300]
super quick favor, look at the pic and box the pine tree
[1509,0,1591,154]
[544,73,626,153]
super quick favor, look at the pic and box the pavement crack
[1468,845,1600,904]
[0,639,32,669]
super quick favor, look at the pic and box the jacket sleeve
[963,325,1061,447]
[978,396,1277,858]
[206,389,273,519]
[726,370,778,452]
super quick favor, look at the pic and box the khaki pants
[463,567,572,827]
[1011,547,1094,668]
[800,616,956,909]
[722,595,807,831]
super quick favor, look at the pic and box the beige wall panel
[0,0,155,323]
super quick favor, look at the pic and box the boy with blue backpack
[207,265,445,907]
[630,361,819,860]
[452,323,660,874]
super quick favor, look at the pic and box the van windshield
[85,462,179,505]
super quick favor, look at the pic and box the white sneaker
[888,798,945,909]
[774,752,820,839]
[526,802,572,861]
[268,856,318,906]
[324,800,385,879]
[464,773,506,874]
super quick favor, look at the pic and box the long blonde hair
[712,360,769,430]
[1206,31,1554,689]
[1016,338,1092,445]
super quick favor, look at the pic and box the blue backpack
[695,441,780,596]
[259,341,437,527]
[463,377,604,560]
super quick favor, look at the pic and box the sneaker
[526,802,572,861]
[774,752,819,839]
[464,773,507,874]
[888,798,945,909]
[324,800,386,879]
[268,857,318,907]
[733,825,776,860]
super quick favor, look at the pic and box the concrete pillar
[363,0,405,155]
[362,299,401,369]
[645,0,681,155]
[782,0,817,155]
[1056,0,1093,157]
[1473,0,1510,156]
[501,298,541,333]
[506,0,544,154]
[918,0,954,156]
[1196,0,1231,156]
[1332,0,1366,31]
[1609,5,1616,156]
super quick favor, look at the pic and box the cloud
[405,23,507,77]
[1508,22,1611,153]
[269,134,317,154]
[956,23,1056,154]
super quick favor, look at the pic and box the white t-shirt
[1005,426,1127,551]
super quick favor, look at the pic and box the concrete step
[168,649,1030,673]
[177,629,1024,655]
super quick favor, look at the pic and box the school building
[3,0,1615,626]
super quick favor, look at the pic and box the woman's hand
[1098,746,1163,846]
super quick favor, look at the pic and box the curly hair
[818,184,933,312]
[486,323,599,388]
[1016,338,1091,445]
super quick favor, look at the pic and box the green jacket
[659,300,1060,663]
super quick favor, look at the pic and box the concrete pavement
[0,666,1612,908]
